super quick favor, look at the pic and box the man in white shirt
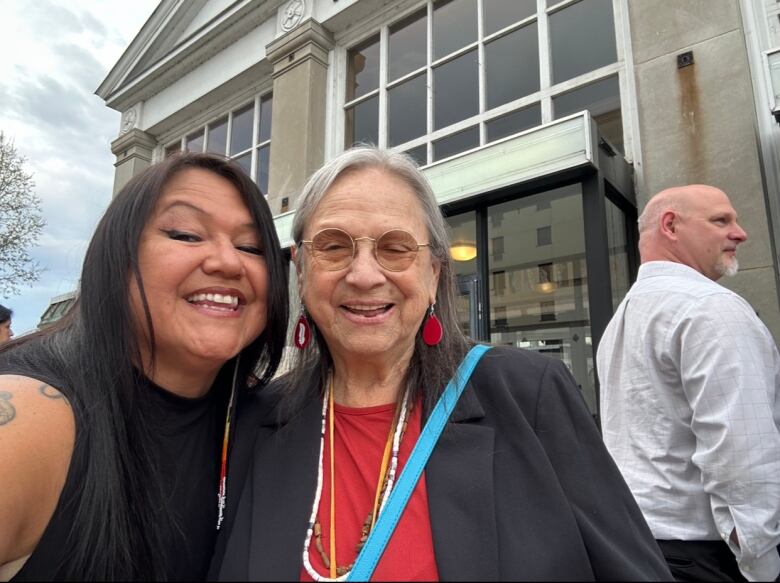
[597,185,780,582]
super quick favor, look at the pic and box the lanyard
[346,344,493,582]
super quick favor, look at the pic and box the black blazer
[211,346,671,581]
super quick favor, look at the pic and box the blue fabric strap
[347,344,493,581]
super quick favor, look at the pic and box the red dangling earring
[422,302,443,346]
[294,307,311,349]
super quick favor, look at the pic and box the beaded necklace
[301,373,411,582]
[216,355,240,530]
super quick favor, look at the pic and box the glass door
[456,274,480,338]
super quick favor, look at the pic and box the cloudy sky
[1,0,160,335]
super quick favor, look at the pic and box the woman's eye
[237,245,264,256]
[321,243,349,251]
[163,229,201,243]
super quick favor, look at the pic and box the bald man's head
[637,185,747,281]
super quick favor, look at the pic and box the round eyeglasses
[301,228,430,272]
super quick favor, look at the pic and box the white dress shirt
[597,261,780,582]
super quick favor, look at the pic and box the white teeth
[186,293,240,308]
[346,305,388,311]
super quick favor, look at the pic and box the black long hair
[0,153,288,579]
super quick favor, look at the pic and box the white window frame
[156,88,274,194]
[332,0,635,167]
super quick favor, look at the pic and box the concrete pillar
[265,19,334,215]
[110,128,157,197]
[628,0,780,340]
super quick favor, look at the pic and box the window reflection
[485,22,539,110]
[486,104,541,142]
[186,129,204,153]
[553,75,623,153]
[434,49,478,130]
[347,35,380,101]
[345,95,379,147]
[167,94,271,188]
[389,9,427,82]
[230,104,254,155]
[403,145,427,167]
[484,0,536,36]
[207,117,228,155]
[487,185,596,410]
[234,151,252,176]
[259,95,273,144]
[388,74,427,147]
[433,0,478,60]
[549,0,617,84]
[433,125,479,161]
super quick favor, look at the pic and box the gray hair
[283,146,470,413]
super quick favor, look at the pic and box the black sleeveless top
[1,348,229,581]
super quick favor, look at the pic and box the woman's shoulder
[237,381,284,426]
[0,374,74,438]
[473,344,562,384]
[0,374,75,568]
[468,344,581,418]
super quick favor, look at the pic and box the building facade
[97,0,780,412]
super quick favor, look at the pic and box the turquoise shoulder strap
[347,343,493,581]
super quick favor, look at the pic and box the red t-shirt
[300,399,439,582]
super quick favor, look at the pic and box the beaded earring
[294,306,312,349]
[422,302,443,346]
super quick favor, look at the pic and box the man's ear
[660,210,678,240]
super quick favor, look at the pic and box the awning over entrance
[271,111,632,247]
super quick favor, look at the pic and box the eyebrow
[159,200,206,215]
[159,200,257,231]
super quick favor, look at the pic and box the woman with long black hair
[0,153,288,581]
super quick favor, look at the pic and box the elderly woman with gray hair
[211,147,671,581]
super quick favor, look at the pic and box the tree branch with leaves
[0,132,45,297]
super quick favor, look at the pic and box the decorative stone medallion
[281,0,305,32]
[120,107,138,136]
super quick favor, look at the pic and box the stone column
[629,0,780,340]
[110,128,157,197]
[266,19,334,215]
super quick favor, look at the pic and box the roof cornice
[95,0,179,100]
[97,0,285,113]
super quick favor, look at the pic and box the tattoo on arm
[0,391,15,426]
[38,383,65,400]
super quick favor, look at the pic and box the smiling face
[298,167,440,369]
[130,167,269,386]
[674,186,747,280]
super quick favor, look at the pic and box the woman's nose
[344,241,385,288]
[203,241,245,278]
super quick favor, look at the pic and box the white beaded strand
[301,377,411,582]
[301,376,339,582]
[377,387,410,517]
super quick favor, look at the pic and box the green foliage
[0,132,44,297]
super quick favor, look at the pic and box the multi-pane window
[164,93,273,195]
[343,0,623,164]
